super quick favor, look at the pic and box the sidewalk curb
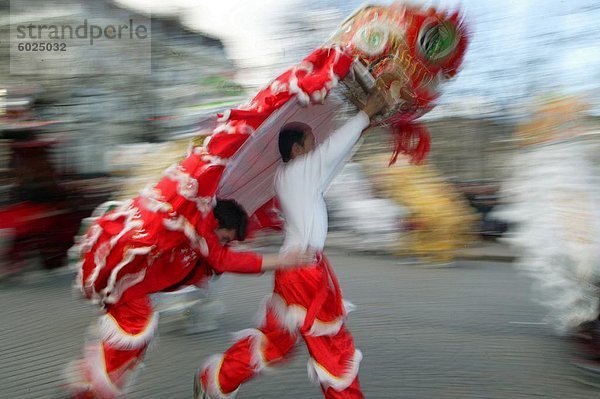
[324,235,516,263]
[454,253,516,263]
[254,234,517,263]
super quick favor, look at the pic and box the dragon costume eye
[418,20,458,62]
[352,23,389,57]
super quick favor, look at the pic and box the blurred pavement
[1,249,596,399]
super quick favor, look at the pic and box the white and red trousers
[201,254,363,399]
[65,296,157,399]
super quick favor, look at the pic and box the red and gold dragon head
[329,2,469,125]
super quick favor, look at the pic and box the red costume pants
[66,296,157,399]
[201,255,364,399]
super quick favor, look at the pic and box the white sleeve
[302,111,370,188]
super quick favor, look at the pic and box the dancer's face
[292,130,316,159]
[215,227,237,245]
[302,130,316,153]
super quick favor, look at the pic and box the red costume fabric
[201,255,363,399]
[67,46,355,399]
[67,159,262,399]
[193,47,366,398]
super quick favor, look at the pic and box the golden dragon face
[329,2,469,122]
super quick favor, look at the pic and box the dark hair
[278,126,307,163]
[213,199,248,241]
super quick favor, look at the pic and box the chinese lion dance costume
[493,96,600,376]
[108,1,469,231]
[68,2,468,398]
[363,153,478,265]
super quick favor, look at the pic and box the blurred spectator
[494,96,600,371]
[326,162,407,253]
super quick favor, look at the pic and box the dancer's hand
[362,84,388,118]
[277,249,316,269]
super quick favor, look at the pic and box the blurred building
[2,0,600,183]
[361,99,600,183]
[0,0,243,176]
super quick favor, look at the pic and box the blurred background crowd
[2,0,599,273]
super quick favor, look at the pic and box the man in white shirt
[197,90,386,399]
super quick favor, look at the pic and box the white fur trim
[89,241,111,294]
[310,88,328,104]
[289,73,310,105]
[202,354,240,399]
[73,260,85,291]
[163,164,214,216]
[70,200,122,271]
[326,68,340,90]
[101,201,137,222]
[231,328,270,372]
[139,186,173,213]
[164,164,199,198]
[297,61,314,74]
[238,123,255,136]
[310,90,321,104]
[343,300,356,314]
[103,269,147,305]
[69,225,101,292]
[201,154,228,166]
[100,246,153,305]
[79,223,103,254]
[266,293,307,332]
[306,318,345,337]
[237,101,257,111]
[86,205,142,300]
[269,80,289,96]
[213,123,236,134]
[63,359,93,395]
[324,47,343,84]
[91,201,126,219]
[84,344,123,399]
[162,215,209,256]
[217,109,231,123]
[99,311,158,350]
[307,349,362,392]
[193,146,206,156]
[262,294,348,337]
[332,46,342,65]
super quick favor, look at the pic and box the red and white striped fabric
[66,46,355,399]
[72,46,355,309]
